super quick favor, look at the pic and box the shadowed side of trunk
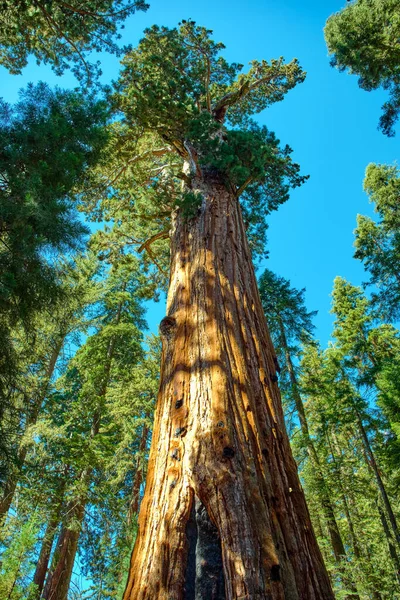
[123,172,334,600]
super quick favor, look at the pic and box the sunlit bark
[123,172,333,599]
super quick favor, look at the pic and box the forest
[0,0,399,598]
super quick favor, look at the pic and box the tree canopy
[325,0,400,136]
[80,21,308,265]
[354,162,400,321]
[0,0,148,84]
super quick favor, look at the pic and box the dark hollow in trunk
[184,495,226,600]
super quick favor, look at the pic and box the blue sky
[1,0,398,346]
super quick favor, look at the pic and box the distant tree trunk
[0,335,65,521]
[356,412,400,550]
[41,495,86,600]
[41,446,96,600]
[123,173,334,599]
[278,324,349,560]
[42,315,121,600]
[277,322,358,599]
[31,486,65,599]
[127,424,149,531]
[329,431,384,599]
[376,501,400,586]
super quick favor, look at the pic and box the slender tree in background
[300,343,400,598]
[324,0,400,136]
[259,269,360,599]
[0,0,148,84]
[0,253,102,520]
[354,162,400,321]
[41,254,149,600]
[88,21,335,599]
[0,82,108,452]
[331,277,400,552]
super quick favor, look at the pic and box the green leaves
[117,21,305,147]
[0,0,148,85]
[0,82,108,328]
[225,57,306,126]
[325,0,400,136]
[105,24,308,261]
[354,163,400,321]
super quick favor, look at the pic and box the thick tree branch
[107,148,173,188]
[236,176,254,198]
[137,230,169,254]
[212,73,277,121]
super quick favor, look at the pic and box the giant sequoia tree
[95,21,334,599]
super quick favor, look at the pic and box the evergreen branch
[106,148,173,188]
[212,72,281,121]
[34,1,92,83]
[236,176,254,198]
[58,0,146,19]
[212,79,252,120]
[145,245,168,276]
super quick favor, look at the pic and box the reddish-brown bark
[32,486,65,599]
[127,424,149,529]
[42,499,85,600]
[123,172,334,599]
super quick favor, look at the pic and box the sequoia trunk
[123,173,333,599]
[41,499,85,600]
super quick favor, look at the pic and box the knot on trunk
[222,447,235,459]
[159,316,176,338]
[270,564,281,582]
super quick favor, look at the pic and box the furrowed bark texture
[123,173,334,600]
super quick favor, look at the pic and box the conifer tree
[85,21,334,598]
[324,0,400,136]
[300,343,400,597]
[0,253,101,520]
[259,269,360,598]
[0,0,148,84]
[331,278,400,561]
[41,252,152,600]
[0,82,108,430]
[354,162,400,321]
